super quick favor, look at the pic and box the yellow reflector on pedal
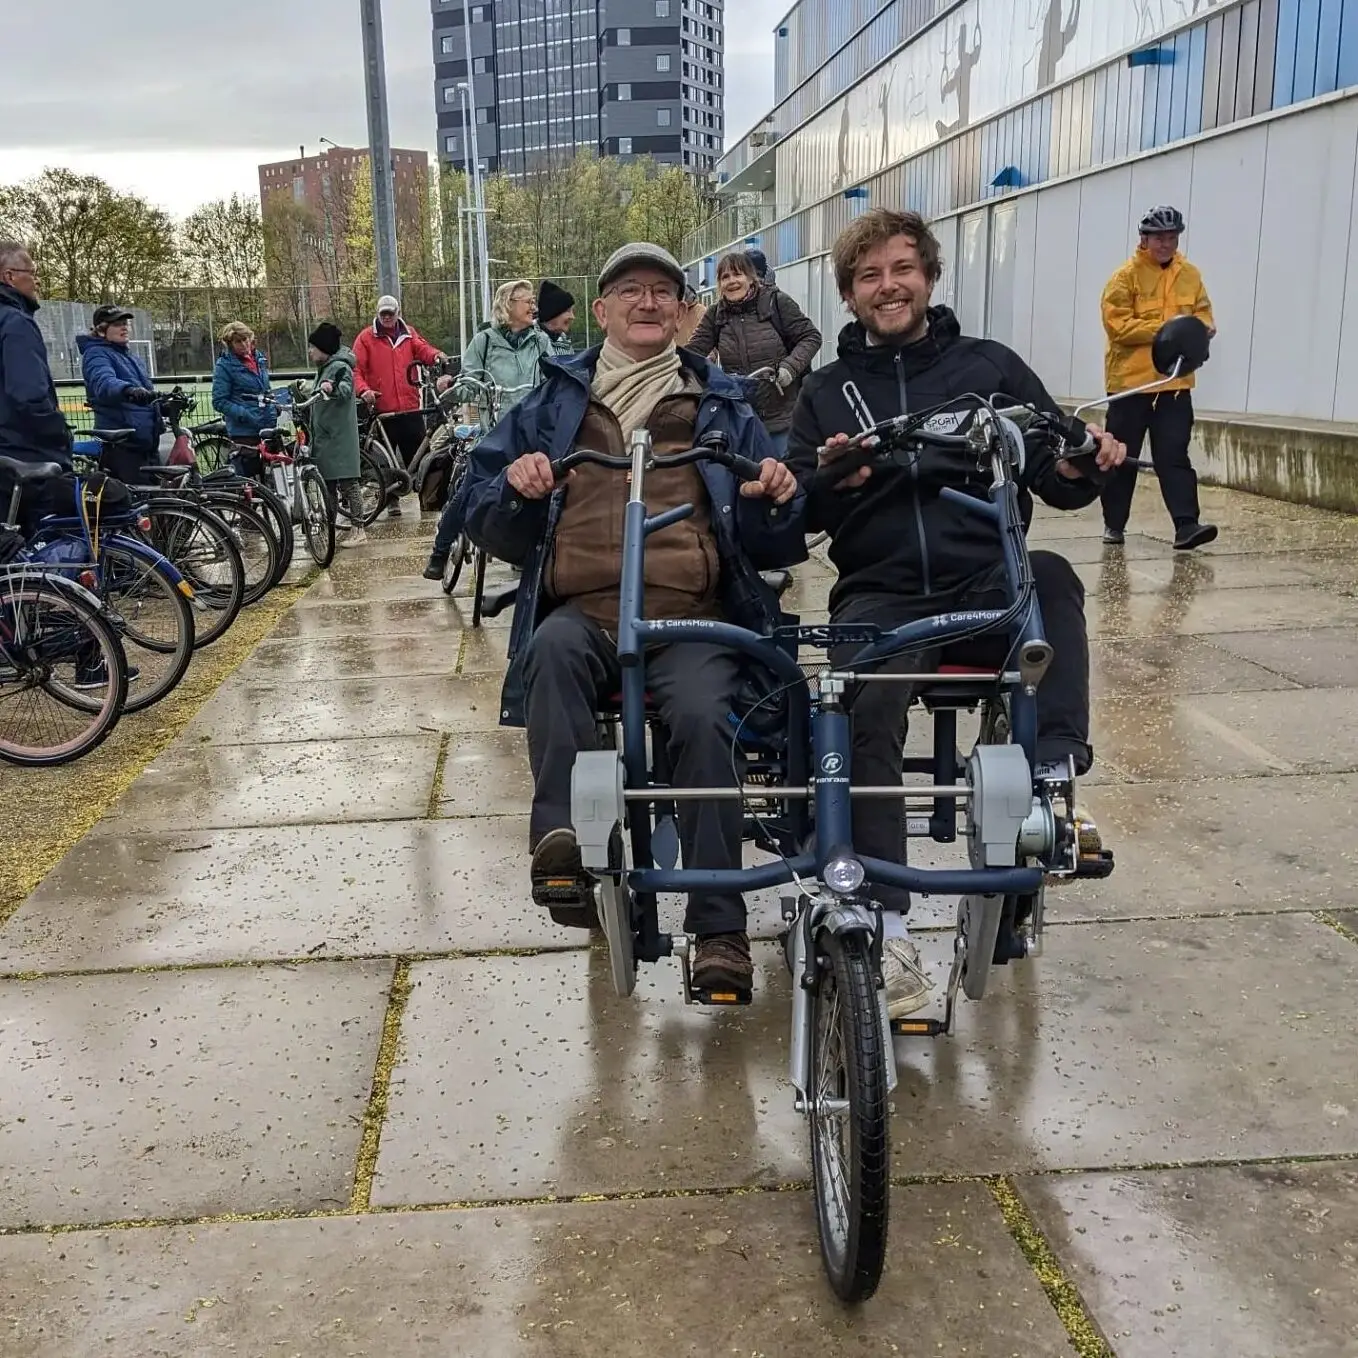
[708,992,740,1003]
[177,581,196,599]
[894,1020,933,1035]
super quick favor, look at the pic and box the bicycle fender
[104,533,195,599]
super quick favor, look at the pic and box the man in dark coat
[0,240,72,524]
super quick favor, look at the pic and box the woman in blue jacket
[211,321,273,475]
[78,305,162,482]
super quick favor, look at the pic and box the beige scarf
[591,339,684,437]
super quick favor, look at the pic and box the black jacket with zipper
[786,307,1098,612]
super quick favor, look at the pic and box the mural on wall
[1033,0,1082,90]
[936,20,983,138]
[1134,0,1218,40]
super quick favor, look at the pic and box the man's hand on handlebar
[739,457,798,505]
[360,390,378,407]
[1055,424,1125,480]
[507,452,558,500]
[817,432,873,490]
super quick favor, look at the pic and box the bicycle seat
[90,428,137,444]
[760,569,793,598]
[139,466,192,483]
[478,584,519,619]
[916,664,1003,709]
[189,419,227,436]
[0,455,65,483]
[257,427,277,441]
[453,424,479,440]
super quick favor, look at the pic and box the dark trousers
[381,412,426,468]
[831,551,1091,912]
[99,440,158,486]
[1100,390,1200,531]
[523,603,745,936]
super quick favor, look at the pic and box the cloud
[0,0,785,210]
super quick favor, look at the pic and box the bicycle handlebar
[549,441,765,485]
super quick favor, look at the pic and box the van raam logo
[820,752,844,775]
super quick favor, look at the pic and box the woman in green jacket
[458,279,551,428]
[306,323,366,549]
[425,280,551,578]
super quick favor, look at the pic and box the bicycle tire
[201,493,281,606]
[142,500,246,649]
[471,547,488,627]
[0,574,128,766]
[300,466,336,568]
[357,448,391,527]
[98,543,196,714]
[192,435,235,476]
[441,534,468,595]
[809,928,891,1303]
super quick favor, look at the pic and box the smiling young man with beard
[786,208,1126,1019]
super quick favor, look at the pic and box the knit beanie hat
[536,280,575,325]
[308,322,343,356]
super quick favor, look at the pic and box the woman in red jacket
[352,295,445,515]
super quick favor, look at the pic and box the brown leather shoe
[691,932,753,993]
[530,829,594,928]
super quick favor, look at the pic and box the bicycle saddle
[0,455,65,483]
[90,428,137,444]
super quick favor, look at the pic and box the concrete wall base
[1190,415,1358,516]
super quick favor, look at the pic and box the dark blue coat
[77,334,163,450]
[211,348,273,439]
[0,284,71,467]
[463,345,808,725]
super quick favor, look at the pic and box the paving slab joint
[425,733,453,819]
[988,1175,1117,1358]
[349,959,414,1213]
[1315,910,1358,948]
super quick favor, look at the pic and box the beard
[853,294,930,344]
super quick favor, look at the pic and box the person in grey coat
[685,250,821,455]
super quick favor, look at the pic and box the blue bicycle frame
[609,432,1046,961]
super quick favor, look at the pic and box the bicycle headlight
[824,854,866,896]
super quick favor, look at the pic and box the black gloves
[124,386,157,405]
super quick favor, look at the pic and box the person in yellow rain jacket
[1099,205,1218,551]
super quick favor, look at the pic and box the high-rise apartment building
[431,0,723,178]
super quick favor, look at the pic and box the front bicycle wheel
[357,448,391,527]
[0,576,128,766]
[441,533,468,595]
[202,493,280,606]
[299,467,336,567]
[249,479,295,585]
[809,929,891,1303]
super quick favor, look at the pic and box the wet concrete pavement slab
[91,734,443,831]
[0,961,392,1228]
[244,632,461,682]
[0,1184,1073,1358]
[185,672,507,743]
[1019,1162,1358,1357]
[373,915,1358,1205]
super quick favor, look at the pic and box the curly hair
[832,208,943,296]
[219,320,255,347]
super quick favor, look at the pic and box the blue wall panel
[1186,24,1208,136]
[1337,0,1358,89]
[1315,0,1344,92]
[1294,0,1323,98]
[1275,0,1301,105]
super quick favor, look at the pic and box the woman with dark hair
[686,250,821,456]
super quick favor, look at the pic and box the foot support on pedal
[676,935,752,1007]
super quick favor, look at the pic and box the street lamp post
[358,0,400,299]
[457,3,492,319]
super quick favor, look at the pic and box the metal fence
[48,275,603,381]
[50,272,604,434]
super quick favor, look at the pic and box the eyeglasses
[607,282,680,304]
[4,266,37,278]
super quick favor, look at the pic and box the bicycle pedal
[1074,848,1116,880]
[891,1016,948,1038]
[691,986,752,1007]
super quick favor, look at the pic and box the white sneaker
[338,527,368,549]
[882,936,933,1019]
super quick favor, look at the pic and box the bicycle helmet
[1139,205,1185,235]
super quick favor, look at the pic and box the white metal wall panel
[1248,102,1358,419]
[956,210,990,340]
[1185,123,1269,414]
[986,203,1019,351]
[1070,164,1134,399]
[1009,191,1041,360]
[934,215,960,312]
[1028,180,1083,401]
[1334,163,1358,422]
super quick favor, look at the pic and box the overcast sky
[0,0,788,217]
